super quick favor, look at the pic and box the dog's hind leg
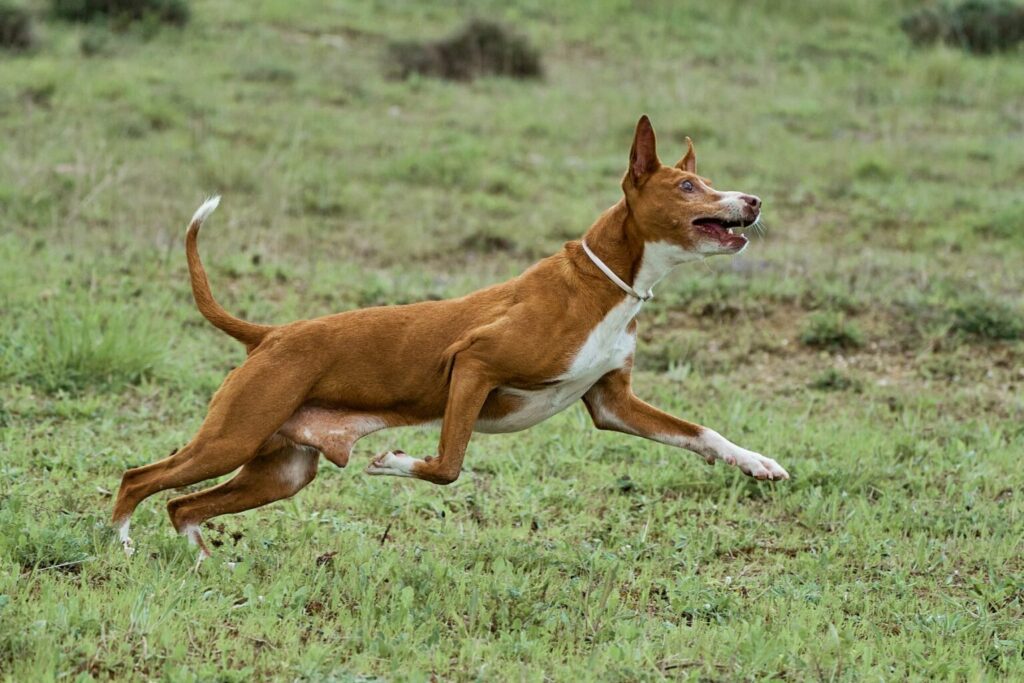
[166,442,319,559]
[111,349,318,554]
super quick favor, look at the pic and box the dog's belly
[476,297,640,434]
[475,380,597,433]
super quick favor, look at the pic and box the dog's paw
[116,521,135,557]
[735,451,789,481]
[365,450,418,478]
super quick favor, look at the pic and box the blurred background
[0,1,1022,679]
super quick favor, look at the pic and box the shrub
[808,368,861,392]
[51,0,189,27]
[459,230,518,254]
[0,5,36,51]
[949,298,1023,340]
[901,1,1024,54]
[799,311,864,350]
[971,202,1024,244]
[389,19,542,81]
[79,25,113,55]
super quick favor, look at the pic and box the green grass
[1,0,1023,680]
[799,311,865,351]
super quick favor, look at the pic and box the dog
[112,115,789,558]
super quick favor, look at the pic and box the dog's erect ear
[628,115,661,186]
[676,136,696,174]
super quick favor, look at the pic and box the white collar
[580,239,653,302]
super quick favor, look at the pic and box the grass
[799,311,865,351]
[0,297,171,393]
[1,0,1023,680]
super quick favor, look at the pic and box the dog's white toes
[763,458,789,480]
[365,450,417,478]
[750,453,788,480]
[731,450,789,481]
[747,464,771,479]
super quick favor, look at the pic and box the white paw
[117,521,135,557]
[192,552,208,572]
[365,451,419,478]
[734,450,789,481]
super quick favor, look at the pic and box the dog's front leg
[366,357,493,485]
[582,368,788,480]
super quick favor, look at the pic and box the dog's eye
[680,180,694,192]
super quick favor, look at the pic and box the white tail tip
[190,195,221,226]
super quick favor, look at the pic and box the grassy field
[2,0,1023,680]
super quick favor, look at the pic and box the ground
[1,0,1022,680]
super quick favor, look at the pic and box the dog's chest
[476,298,640,433]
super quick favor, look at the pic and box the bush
[0,5,36,51]
[389,19,542,81]
[51,0,189,27]
[808,368,861,392]
[799,311,864,350]
[949,298,1023,340]
[901,1,1024,54]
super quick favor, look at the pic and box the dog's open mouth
[692,216,755,249]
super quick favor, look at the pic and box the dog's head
[621,115,761,258]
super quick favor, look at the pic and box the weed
[949,298,1023,340]
[971,201,1024,244]
[799,312,865,350]
[51,0,189,27]
[0,4,35,51]
[809,368,861,391]
[901,0,1024,54]
[389,19,542,81]
[79,25,112,56]
[459,231,518,254]
[0,499,92,571]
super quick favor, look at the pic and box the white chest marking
[477,297,641,433]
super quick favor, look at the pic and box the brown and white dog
[112,115,788,558]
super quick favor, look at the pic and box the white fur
[716,191,748,213]
[181,524,206,549]
[660,428,788,480]
[586,394,634,433]
[190,195,221,225]
[633,240,699,294]
[478,240,706,434]
[365,451,418,477]
[117,520,134,557]
[280,448,314,488]
[476,297,641,433]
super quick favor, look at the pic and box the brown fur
[112,115,781,557]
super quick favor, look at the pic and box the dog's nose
[740,194,761,210]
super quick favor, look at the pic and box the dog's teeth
[726,228,734,235]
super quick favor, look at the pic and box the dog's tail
[185,196,273,350]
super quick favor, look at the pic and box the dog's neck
[572,199,689,298]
